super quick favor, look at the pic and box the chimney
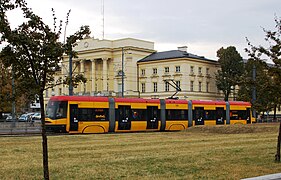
[178,46,188,52]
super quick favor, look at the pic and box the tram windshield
[46,101,67,120]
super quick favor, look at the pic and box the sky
[5,0,281,60]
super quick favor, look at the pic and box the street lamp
[121,47,131,98]
[121,47,124,97]
[12,64,16,128]
[10,47,16,128]
[69,52,73,96]
[252,64,256,119]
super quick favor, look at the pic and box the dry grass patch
[0,123,280,179]
[186,123,278,134]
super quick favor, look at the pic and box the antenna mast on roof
[101,0,105,39]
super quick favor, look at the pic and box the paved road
[242,173,281,180]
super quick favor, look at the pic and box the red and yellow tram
[45,96,255,134]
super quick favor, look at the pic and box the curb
[242,173,281,180]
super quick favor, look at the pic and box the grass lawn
[0,123,281,179]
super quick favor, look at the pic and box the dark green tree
[0,58,32,117]
[237,59,273,114]
[245,16,281,162]
[0,0,90,179]
[0,59,12,117]
[0,2,63,179]
[215,46,245,101]
[1,56,45,116]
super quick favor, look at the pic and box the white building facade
[44,38,224,107]
[137,46,222,100]
[44,37,155,105]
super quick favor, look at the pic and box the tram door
[69,104,79,131]
[147,106,159,129]
[118,106,131,130]
[194,107,204,125]
[246,108,251,124]
[216,107,225,125]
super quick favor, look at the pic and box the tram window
[46,101,67,119]
[204,110,216,120]
[94,108,108,121]
[230,110,247,120]
[217,109,224,118]
[166,109,188,120]
[120,108,130,118]
[194,109,204,120]
[238,110,247,119]
[78,108,92,121]
[56,102,67,118]
[78,108,108,121]
[131,109,146,120]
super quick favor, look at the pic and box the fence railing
[0,121,41,135]
[256,118,281,123]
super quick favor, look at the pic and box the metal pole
[137,63,140,98]
[121,47,124,97]
[252,64,256,119]
[69,53,73,96]
[12,64,16,128]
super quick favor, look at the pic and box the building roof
[138,50,216,63]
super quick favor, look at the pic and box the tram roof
[191,100,226,105]
[192,100,251,106]
[165,99,188,104]
[49,96,251,106]
[49,96,109,102]
[114,98,160,103]
[228,101,251,106]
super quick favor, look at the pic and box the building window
[206,68,209,75]
[206,82,209,92]
[190,66,194,74]
[175,66,180,73]
[176,81,180,88]
[198,67,202,75]
[199,82,202,92]
[141,83,146,93]
[141,69,145,76]
[165,82,169,92]
[190,81,194,92]
[153,68,157,75]
[59,88,62,95]
[165,67,169,73]
[153,82,158,92]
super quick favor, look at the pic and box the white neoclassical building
[44,37,155,105]
[137,46,222,100]
[44,37,224,106]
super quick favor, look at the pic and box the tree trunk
[275,121,281,162]
[39,92,49,179]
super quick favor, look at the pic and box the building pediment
[73,37,154,52]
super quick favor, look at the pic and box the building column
[80,60,85,94]
[102,58,108,92]
[91,59,96,95]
